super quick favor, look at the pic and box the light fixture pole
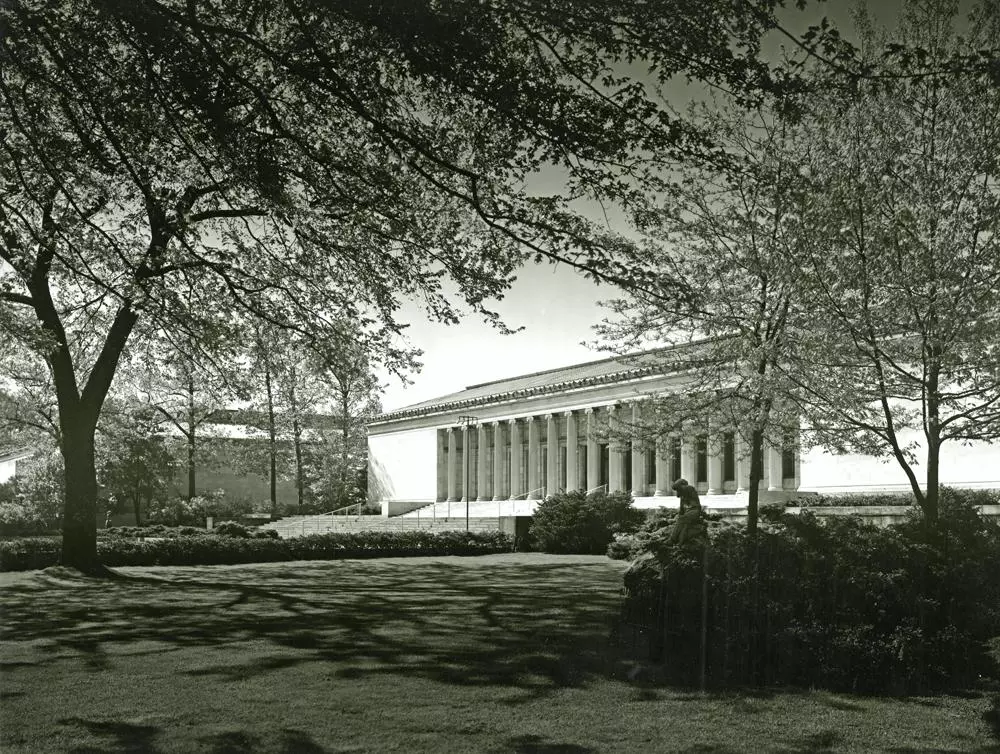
[459,415,479,532]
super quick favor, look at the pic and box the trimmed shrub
[789,487,999,508]
[530,490,646,554]
[620,492,1000,693]
[0,529,513,571]
[0,536,61,571]
[102,524,208,539]
[213,521,252,538]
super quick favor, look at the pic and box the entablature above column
[368,372,695,436]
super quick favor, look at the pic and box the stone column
[767,442,783,492]
[630,402,644,496]
[586,408,600,491]
[492,421,505,501]
[508,419,522,500]
[735,434,750,493]
[446,427,459,501]
[461,424,473,502]
[608,405,625,492]
[707,425,724,495]
[680,433,697,484]
[527,416,541,499]
[436,429,448,502]
[564,411,578,492]
[654,436,668,496]
[546,414,559,496]
[793,438,802,492]
[477,423,489,500]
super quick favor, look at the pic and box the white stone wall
[0,458,16,483]
[367,426,439,514]
[799,431,999,494]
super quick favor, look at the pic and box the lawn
[1,553,997,753]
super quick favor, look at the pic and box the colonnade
[436,404,798,503]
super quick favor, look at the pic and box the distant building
[0,447,33,484]
[166,410,343,507]
[367,347,998,517]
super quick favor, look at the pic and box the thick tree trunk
[133,491,142,526]
[60,422,101,572]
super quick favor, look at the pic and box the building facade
[368,348,999,517]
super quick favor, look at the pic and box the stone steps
[401,500,539,519]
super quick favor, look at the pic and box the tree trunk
[747,427,764,538]
[187,374,197,500]
[923,344,942,525]
[288,369,304,513]
[133,491,142,526]
[60,422,101,572]
[339,389,350,505]
[925,441,940,524]
[293,418,304,512]
[264,359,277,510]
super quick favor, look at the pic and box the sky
[378,263,614,412]
[375,0,966,413]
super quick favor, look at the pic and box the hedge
[529,490,646,554]
[0,529,513,571]
[618,495,1000,693]
[789,487,999,508]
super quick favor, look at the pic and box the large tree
[784,0,1000,523]
[597,98,808,535]
[0,0,791,572]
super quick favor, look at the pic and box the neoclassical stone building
[367,348,803,517]
[368,346,999,517]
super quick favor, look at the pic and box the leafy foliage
[529,490,645,554]
[0,0,799,571]
[0,450,63,536]
[620,492,1000,692]
[783,3,1000,521]
[98,407,177,524]
[146,490,245,527]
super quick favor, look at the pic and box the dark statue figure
[669,478,707,547]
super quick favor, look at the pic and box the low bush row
[788,487,999,508]
[618,493,1000,694]
[0,529,513,571]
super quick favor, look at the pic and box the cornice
[369,364,661,427]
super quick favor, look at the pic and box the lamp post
[459,415,478,532]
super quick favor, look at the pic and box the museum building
[367,346,999,517]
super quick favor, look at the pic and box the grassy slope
[0,553,996,753]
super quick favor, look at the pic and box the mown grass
[1,553,997,753]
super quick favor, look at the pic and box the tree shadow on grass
[61,717,161,754]
[0,556,630,705]
[494,734,596,753]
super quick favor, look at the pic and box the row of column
[440,405,797,502]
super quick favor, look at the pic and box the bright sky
[376,0,968,413]
[379,263,616,412]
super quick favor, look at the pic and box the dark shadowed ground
[1,553,996,753]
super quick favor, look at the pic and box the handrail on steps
[509,487,545,501]
[325,502,363,518]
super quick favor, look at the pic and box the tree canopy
[0,0,796,570]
